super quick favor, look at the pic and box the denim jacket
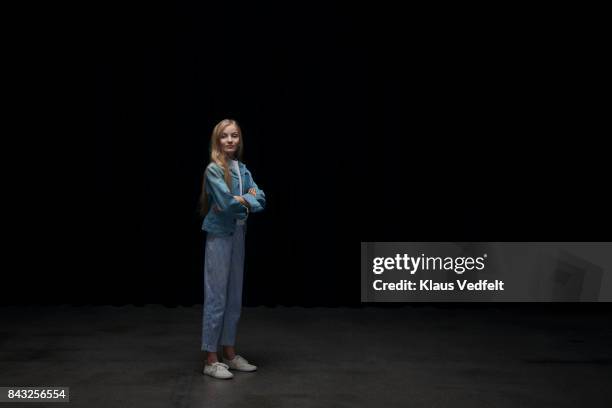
[201,160,266,236]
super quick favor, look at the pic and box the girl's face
[219,124,240,158]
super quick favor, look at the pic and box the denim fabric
[202,161,266,237]
[202,222,246,352]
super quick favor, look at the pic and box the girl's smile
[220,124,240,157]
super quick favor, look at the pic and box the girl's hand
[212,205,221,213]
[234,195,251,209]
[248,187,257,196]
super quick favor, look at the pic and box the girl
[197,118,266,380]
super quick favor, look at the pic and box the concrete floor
[0,305,611,408]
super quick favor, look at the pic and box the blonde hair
[197,119,244,218]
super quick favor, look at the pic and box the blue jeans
[202,223,246,352]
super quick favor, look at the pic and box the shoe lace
[232,356,253,366]
[211,362,229,370]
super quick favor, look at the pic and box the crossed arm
[213,188,256,213]
[206,163,265,216]
[233,188,257,210]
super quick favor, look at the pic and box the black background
[6,2,609,306]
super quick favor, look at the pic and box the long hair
[197,119,244,218]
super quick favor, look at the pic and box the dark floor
[1,305,611,407]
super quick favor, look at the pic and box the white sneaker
[226,355,257,372]
[203,362,234,379]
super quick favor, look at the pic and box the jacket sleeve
[206,164,248,220]
[241,167,266,213]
